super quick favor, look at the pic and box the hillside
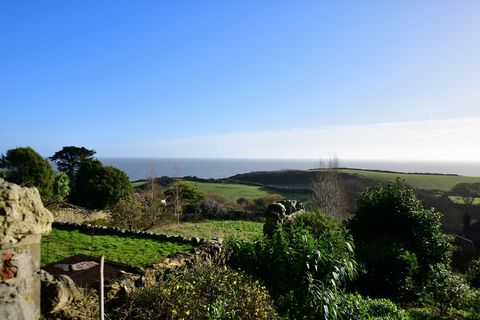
[227,168,480,192]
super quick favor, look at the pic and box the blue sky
[1,1,479,160]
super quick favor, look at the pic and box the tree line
[0,146,131,208]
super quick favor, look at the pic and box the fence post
[99,255,104,320]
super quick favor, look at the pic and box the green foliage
[348,179,452,300]
[227,224,356,319]
[49,146,95,181]
[109,193,145,231]
[116,264,278,320]
[41,228,193,267]
[338,293,409,320]
[72,160,132,209]
[109,191,166,231]
[422,264,475,315]
[467,258,480,289]
[249,194,284,211]
[1,147,55,199]
[291,210,341,238]
[165,181,203,203]
[451,182,480,205]
[52,172,70,201]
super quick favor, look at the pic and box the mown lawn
[41,229,193,267]
[154,220,264,241]
[340,169,480,191]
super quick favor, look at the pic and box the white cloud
[117,118,480,161]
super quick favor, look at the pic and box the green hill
[338,169,480,191]
[227,168,480,192]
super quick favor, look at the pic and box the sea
[98,158,480,181]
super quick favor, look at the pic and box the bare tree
[309,157,348,219]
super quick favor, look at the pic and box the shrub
[248,194,283,211]
[290,210,341,238]
[197,195,228,218]
[348,179,452,300]
[422,263,475,314]
[52,172,70,202]
[227,224,356,319]
[338,293,409,320]
[115,264,278,320]
[467,258,480,289]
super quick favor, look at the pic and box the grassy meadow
[183,180,310,202]
[182,181,271,201]
[41,228,193,267]
[154,220,264,241]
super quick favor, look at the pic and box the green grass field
[131,180,146,187]
[182,181,272,201]
[183,180,310,202]
[41,228,193,267]
[339,169,480,191]
[154,220,264,241]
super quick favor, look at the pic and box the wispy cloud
[113,118,480,161]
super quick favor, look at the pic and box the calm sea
[98,158,480,181]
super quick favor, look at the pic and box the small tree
[310,158,348,219]
[1,147,55,199]
[348,179,452,300]
[451,182,480,205]
[110,193,144,231]
[72,160,131,209]
[165,181,203,222]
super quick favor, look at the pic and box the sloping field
[339,169,480,191]
[182,181,271,201]
[154,220,264,241]
[183,180,311,201]
[228,169,480,192]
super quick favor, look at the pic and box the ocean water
[98,158,480,181]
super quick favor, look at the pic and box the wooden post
[99,255,104,320]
